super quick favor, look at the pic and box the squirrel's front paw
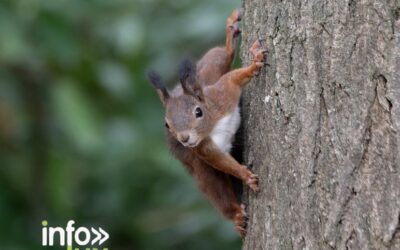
[244,169,259,192]
[234,204,247,238]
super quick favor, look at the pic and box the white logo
[42,220,109,249]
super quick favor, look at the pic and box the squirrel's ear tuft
[179,57,196,86]
[147,70,169,104]
[179,58,204,101]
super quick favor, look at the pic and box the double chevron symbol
[90,227,109,245]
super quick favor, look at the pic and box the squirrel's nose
[179,134,190,143]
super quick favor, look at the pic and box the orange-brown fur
[148,9,267,237]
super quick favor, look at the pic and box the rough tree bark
[240,0,400,249]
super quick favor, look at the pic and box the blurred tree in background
[0,0,241,249]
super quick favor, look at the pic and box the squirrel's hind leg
[226,8,242,56]
[221,40,268,87]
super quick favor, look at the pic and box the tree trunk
[240,1,400,249]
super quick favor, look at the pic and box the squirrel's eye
[165,122,170,129]
[195,107,203,118]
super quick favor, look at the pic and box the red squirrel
[147,9,267,237]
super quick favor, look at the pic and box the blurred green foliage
[0,0,242,249]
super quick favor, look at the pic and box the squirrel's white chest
[210,106,241,153]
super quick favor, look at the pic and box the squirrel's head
[148,58,212,148]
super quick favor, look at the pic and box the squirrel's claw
[234,204,247,238]
[236,8,243,21]
[228,9,242,39]
[229,8,242,23]
[249,39,269,75]
[232,23,241,38]
[246,173,259,192]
